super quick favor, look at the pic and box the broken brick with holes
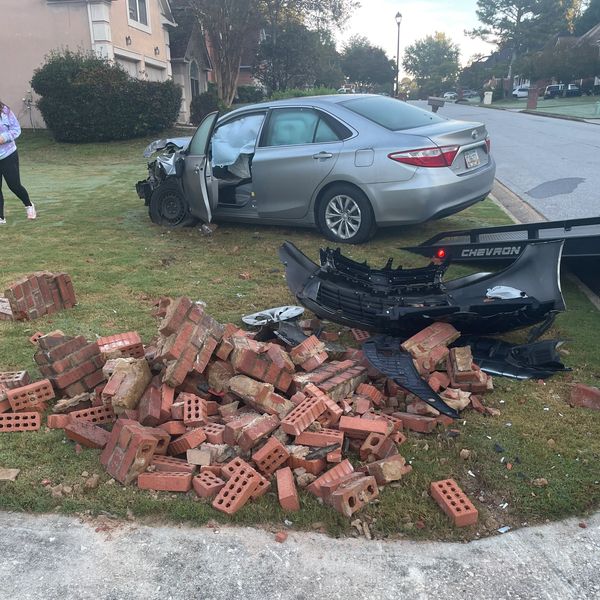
[2,297,501,523]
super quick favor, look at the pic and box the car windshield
[340,96,444,131]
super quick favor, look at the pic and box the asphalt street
[414,101,600,222]
[1,511,599,600]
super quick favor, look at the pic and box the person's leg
[2,151,32,207]
[0,162,5,221]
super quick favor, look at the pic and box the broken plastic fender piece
[362,336,459,419]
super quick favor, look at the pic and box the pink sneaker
[26,203,37,219]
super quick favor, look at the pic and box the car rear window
[340,96,444,131]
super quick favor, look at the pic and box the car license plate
[464,150,480,169]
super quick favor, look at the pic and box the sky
[337,0,493,76]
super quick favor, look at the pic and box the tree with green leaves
[402,33,460,97]
[255,21,342,93]
[576,0,600,34]
[467,1,585,77]
[181,0,357,105]
[341,36,396,91]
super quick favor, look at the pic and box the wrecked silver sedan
[136,95,496,244]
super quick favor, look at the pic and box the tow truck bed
[403,216,600,262]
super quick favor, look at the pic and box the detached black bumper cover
[278,240,566,336]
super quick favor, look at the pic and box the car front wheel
[149,179,198,227]
[316,184,376,244]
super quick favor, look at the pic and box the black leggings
[0,150,31,218]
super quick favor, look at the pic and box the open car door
[183,111,219,223]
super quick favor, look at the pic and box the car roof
[224,94,380,119]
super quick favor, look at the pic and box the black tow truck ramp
[402,216,600,262]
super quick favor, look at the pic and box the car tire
[316,184,376,244]
[149,179,198,228]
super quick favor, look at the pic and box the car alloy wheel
[325,194,363,240]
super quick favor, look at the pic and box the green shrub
[189,85,221,125]
[31,50,181,142]
[268,87,337,100]
[234,86,264,104]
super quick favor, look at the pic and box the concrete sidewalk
[1,511,599,600]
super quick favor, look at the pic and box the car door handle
[313,152,333,159]
[193,166,200,174]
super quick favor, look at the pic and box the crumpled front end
[279,240,566,337]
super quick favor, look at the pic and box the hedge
[31,50,181,142]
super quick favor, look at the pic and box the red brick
[168,428,206,456]
[288,453,326,476]
[290,335,328,372]
[159,296,193,336]
[281,395,326,436]
[160,384,175,422]
[0,412,41,432]
[201,422,225,444]
[401,323,460,358]
[330,475,379,517]
[100,419,158,484]
[569,384,600,411]
[223,413,258,445]
[276,466,300,511]
[430,479,478,527]
[359,432,396,461]
[29,331,44,345]
[306,459,354,497]
[69,403,115,425]
[228,375,294,419]
[350,329,371,342]
[6,379,55,412]
[138,381,162,427]
[221,457,270,499]
[338,416,389,439]
[392,412,437,434]
[151,455,195,473]
[138,471,192,492]
[145,426,171,455]
[181,393,208,427]
[238,414,280,451]
[356,383,385,406]
[158,420,187,436]
[193,471,226,498]
[97,332,144,359]
[47,413,72,429]
[171,401,184,421]
[295,428,343,448]
[0,371,31,388]
[252,436,289,476]
[212,465,260,515]
[320,472,365,503]
[64,421,110,448]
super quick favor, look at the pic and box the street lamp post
[395,12,402,97]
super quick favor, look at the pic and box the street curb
[469,102,600,125]
[489,180,600,311]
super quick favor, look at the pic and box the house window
[128,0,148,26]
[190,61,200,99]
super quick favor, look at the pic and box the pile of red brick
[0,272,76,321]
[1,296,495,525]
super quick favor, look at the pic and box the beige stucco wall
[2,0,92,128]
[1,0,174,129]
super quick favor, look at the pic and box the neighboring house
[168,4,212,123]
[2,0,177,128]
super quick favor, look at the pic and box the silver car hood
[143,136,192,158]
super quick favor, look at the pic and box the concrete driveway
[1,510,599,600]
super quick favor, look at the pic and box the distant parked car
[544,84,582,99]
[443,91,458,100]
[136,95,496,244]
[512,86,530,99]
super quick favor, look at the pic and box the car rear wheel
[149,179,198,228]
[317,184,376,244]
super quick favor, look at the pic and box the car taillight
[436,248,446,259]
[485,137,491,153]
[388,145,459,168]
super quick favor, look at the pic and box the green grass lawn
[1,130,599,541]
[491,95,600,119]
